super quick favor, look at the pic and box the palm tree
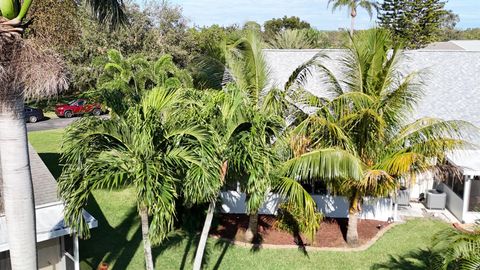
[431,226,480,269]
[1,1,124,269]
[58,87,220,270]
[0,34,67,270]
[191,31,326,268]
[92,49,193,116]
[285,29,477,245]
[328,0,378,36]
[266,29,316,49]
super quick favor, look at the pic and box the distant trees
[378,0,450,49]
[264,16,311,37]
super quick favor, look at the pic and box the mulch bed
[210,214,389,248]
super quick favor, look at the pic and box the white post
[74,234,80,270]
[462,175,472,223]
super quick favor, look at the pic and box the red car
[55,99,103,118]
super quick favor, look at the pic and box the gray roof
[264,49,480,127]
[422,40,480,51]
[0,144,59,214]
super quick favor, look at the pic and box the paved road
[27,115,108,132]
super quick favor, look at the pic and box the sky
[167,0,480,30]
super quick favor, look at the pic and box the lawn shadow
[212,238,233,270]
[80,196,141,270]
[38,153,62,179]
[152,230,197,270]
[371,248,441,270]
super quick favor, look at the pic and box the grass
[29,129,451,270]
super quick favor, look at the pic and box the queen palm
[58,87,220,270]
[328,0,378,36]
[285,29,477,245]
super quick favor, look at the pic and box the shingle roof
[264,49,480,129]
[0,144,59,215]
[421,40,480,51]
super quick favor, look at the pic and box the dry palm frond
[0,34,68,109]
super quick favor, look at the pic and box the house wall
[220,191,393,221]
[409,172,435,200]
[0,238,65,270]
[438,183,464,221]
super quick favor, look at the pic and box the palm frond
[282,148,363,181]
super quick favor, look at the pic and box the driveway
[27,115,108,132]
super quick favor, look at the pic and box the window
[445,172,464,198]
[301,180,328,195]
[77,100,85,106]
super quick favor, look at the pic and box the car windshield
[68,100,77,105]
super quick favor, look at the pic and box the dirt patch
[210,214,389,248]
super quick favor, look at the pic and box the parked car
[55,99,103,118]
[24,106,44,123]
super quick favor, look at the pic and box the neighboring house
[221,46,480,223]
[422,40,480,51]
[0,145,97,270]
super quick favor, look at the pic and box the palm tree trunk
[139,206,154,270]
[245,213,258,242]
[350,8,357,37]
[193,201,215,270]
[346,195,360,246]
[0,98,38,270]
[193,160,227,269]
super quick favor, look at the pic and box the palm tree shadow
[151,230,198,270]
[371,248,441,270]
[212,238,233,270]
[38,153,62,179]
[80,196,140,270]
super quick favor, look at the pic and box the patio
[396,202,459,223]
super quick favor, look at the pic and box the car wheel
[64,111,73,118]
[92,108,102,116]
[29,116,38,123]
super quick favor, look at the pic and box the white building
[221,46,480,224]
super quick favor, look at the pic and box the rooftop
[264,49,480,129]
[0,144,59,215]
[422,40,480,51]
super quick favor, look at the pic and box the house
[220,46,480,223]
[0,144,97,270]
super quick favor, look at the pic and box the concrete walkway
[397,202,459,223]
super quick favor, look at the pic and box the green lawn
[29,129,450,270]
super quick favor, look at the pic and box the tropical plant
[328,0,378,36]
[58,87,220,270]
[284,29,477,245]
[0,33,67,270]
[266,29,317,49]
[191,30,329,268]
[0,1,125,269]
[90,49,192,116]
[431,226,480,269]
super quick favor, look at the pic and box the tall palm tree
[328,0,378,36]
[285,29,477,245]
[58,87,220,270]
[0,35,67,270]
[1,1,124,269]
[191,31,326,268]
